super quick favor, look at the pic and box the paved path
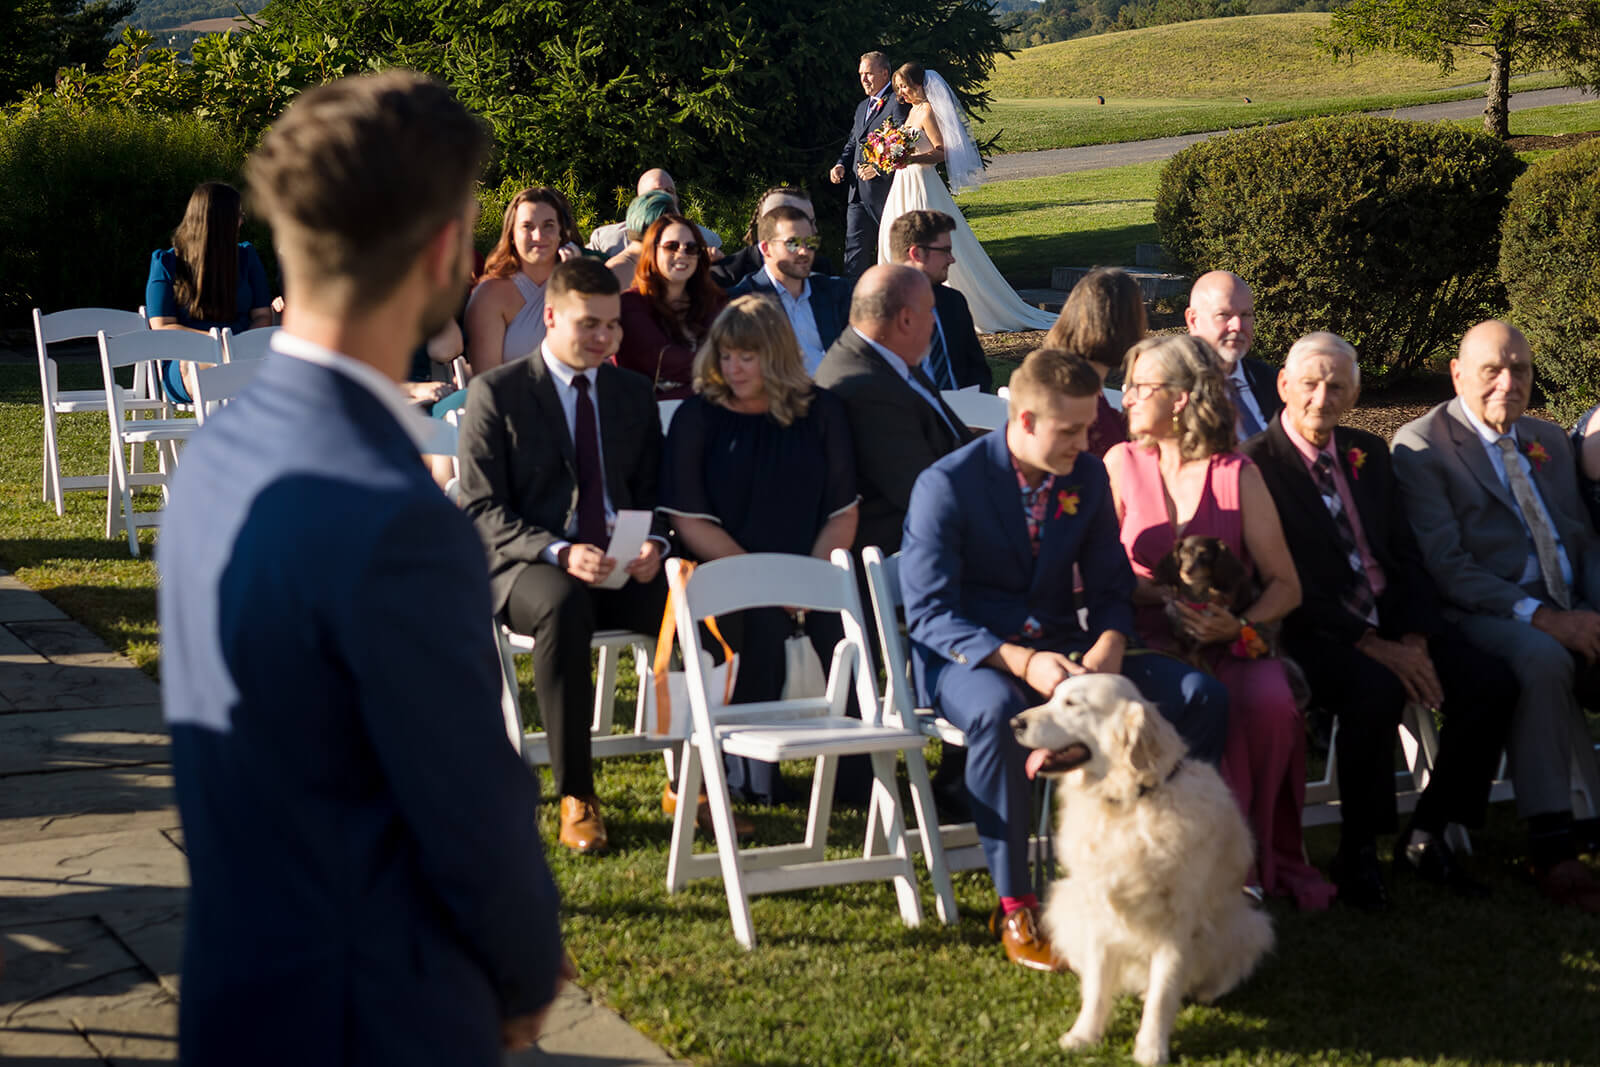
[986,86,1598,182]
[0,570,677,1065]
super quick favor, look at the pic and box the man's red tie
[573,374,606,546]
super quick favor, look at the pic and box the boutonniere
[1523,439,1550,471]
[1345,447,1367,480]
[1056,488,1080,518]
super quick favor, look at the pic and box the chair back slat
[36,307,148,346]
[675,552,857,619]
[193,359,266,423]
[98,328,221,370]
[862,547,918,726]
[220,325,282,363]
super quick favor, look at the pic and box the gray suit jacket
[1391,396,1600,619]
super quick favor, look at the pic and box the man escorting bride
[870,62,1058,334]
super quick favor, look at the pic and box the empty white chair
[663,551,954,949]
[219,325,282,363]
[940,388,1008,432]
[98,328,220,555]
[34,306,162,516]
[192,359,266,424]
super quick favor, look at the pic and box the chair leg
[903,749,957,925]
[801,755,840,860]
[496,626,524,755]
[592,642,618,735]
[665,742,702,894]
[869,750,924,929]
[698,736,758,950]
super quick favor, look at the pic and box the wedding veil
[922,69,984,194]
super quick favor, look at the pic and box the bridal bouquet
[863,118,922,175]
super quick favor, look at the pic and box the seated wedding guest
[727,205,851,375]
[660,294,858,803]
[146,180,273,402]
[901,347,1229,970]
[1044,267,1146,457]
[464,186,581,374]
[709,186,835,289]
[1186,270,1280,440]
[587,167,723,258]
[457,257,669,856]
[887,210,992,393]
[1104,333,1333,910]
[1393,320,1600,911]
[604,190,676,289]
[1569,403,1600,532]
[612,214,726,401]
[1242,332,1515,909]
[814,264,970,555]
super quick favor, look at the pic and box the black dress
[661,388,858,802]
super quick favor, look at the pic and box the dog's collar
[1138,759,1186,798]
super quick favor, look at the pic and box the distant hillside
[130,0,264,30]
[986,13,1507,99]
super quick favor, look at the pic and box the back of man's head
[887,210,954,265]
[549,256,622,304]
[849,263,926,331]
[638,168,676,198]
[247,71,488,313]
[1006,347,1101,421]
[757,204,812,245]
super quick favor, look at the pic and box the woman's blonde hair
[693,295,814,426]
[1123,334,1236,460]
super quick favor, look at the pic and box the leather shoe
[662,783,754,837]
[1330,844,1389,912]
[1532,858,1600,915]
[558,795,607,854]
[997,905,1063,973]
[1394,828,1489,898]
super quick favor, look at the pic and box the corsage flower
[1056,488,1080,518]
[1524,439,1550,471]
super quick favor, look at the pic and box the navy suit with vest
[899,429,1230,897]
[836,84,911,278]
[157,340,563,1067]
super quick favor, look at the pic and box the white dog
[1012,673,1273,1066]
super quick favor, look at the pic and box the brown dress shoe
[1533,858,1600,914]
[662,783,755,836]
[558,795,607,854]
[998,906,1063,973]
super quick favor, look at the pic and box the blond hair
[693,295,815,427]
[1123,334,1235,460]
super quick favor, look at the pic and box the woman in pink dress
[1103,334,1335,911]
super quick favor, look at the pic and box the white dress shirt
[538,344,613,563]
[767,265,827,375]
[1457,400,1574,622]
[854,328,960,439]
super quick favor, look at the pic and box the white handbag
[781,611,827,700]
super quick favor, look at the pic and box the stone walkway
[0,570,678,1065]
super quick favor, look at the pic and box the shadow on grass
[981,224,1165,289]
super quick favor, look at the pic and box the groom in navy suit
[831,50,911,279]
[158,73,565,1065]
[900,348,1229,971]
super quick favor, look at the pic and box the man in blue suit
[901,348,1230,972]
[830,50,911,278]
[157,72,566,1065]
[727,204,852,376]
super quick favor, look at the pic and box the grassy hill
[986,13,1514,100]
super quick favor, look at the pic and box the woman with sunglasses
[613,214,726,401]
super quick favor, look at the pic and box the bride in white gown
[875,63,1058,334]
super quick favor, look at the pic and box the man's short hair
[758,204,812,244]
[849,264,927,325]
[860,51,889,71]
[887,210,955,265]
[1006,348,1102,418]
[549,257,621,303]
[246,70,488,311]
[1285,331,1361,386]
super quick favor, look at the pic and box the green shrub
[0,107,270,328]
[1155,115,1520,380]
[1499,139,1600,422]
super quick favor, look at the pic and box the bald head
[637,168,677,201]
[1185,270,1255,367]
[1278,332,1360,448]
[1453,320,1533,434]
[850,264,936,362]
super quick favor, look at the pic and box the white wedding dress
[876,71,1057,334]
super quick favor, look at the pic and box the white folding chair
[219,325,282,363]
[33,306,162,516]
[663,551,955,949]
[192,359,266,425]
[97,328,219,555]
[940,387,1008,432]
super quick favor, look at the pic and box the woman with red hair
[611,214,726,401]
[464,186,580,374]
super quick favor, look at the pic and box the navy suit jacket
[1239,355,1283,426]
[727,268,852,355]
[900,428,1136,706]
[933,283,993,393]
[158,351,562,1067]
[836,87,911,221]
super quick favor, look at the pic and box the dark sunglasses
[660,240,702,255]
[782,235,822,253]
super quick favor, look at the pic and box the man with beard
[158,72,567,1065]
[727,204,852,376]
[1186,270,1280,441]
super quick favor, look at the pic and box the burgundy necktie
[572,374,606,546]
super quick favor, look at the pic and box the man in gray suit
[1392,320,1600,912]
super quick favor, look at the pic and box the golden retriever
[1013,673,1273,1066]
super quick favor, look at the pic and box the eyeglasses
[915,243,955,258]
[782,236,822,253]
[660,240,701,255]
[1123,381,1175,401]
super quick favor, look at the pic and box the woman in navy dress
[660,294,859,803]
[146,182,273,402]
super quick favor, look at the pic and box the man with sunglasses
[727,204,851,375]
[888,210,992,393]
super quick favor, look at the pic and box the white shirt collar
[1457,396,1519,448]
[763,264,810,302]
[540,343,597,390]
[272,331,437,451]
